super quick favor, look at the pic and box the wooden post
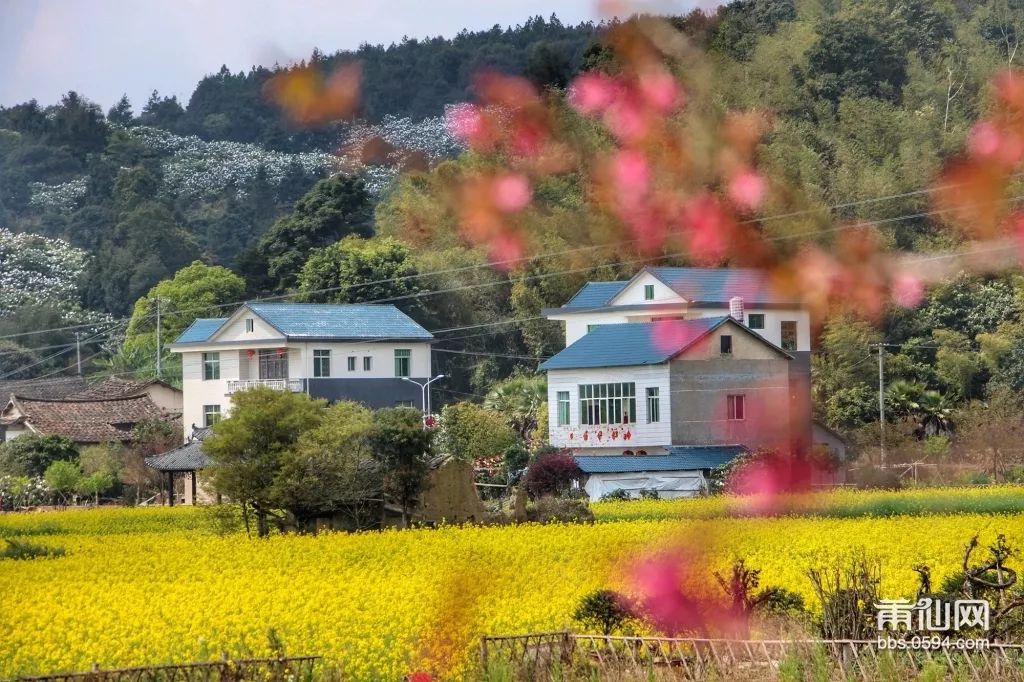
[191,471,197,505]
[479,635,488,670]
[167,471,175,507]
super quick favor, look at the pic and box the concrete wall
[669,325,792,450]
[546,364,671,450]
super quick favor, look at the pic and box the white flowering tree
[0,228,106,325]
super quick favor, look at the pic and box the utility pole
[74,332,82,376]
[154,297,162,380]
[876,343,886,466]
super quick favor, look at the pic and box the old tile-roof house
[539,266,813,500]
[0,394,171,444]
[0,377,90,400]
[0,377,183,444]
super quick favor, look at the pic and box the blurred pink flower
[492,174,532,212]
[727,169,765,211]
[682,193,730,263]
[967,121,1001,159]
[624,208,668,253]
[891,272,925,308]
[652,318,705,354]
[488,231,524,269]
[630,556,706,636]
[568,72,618,115]
[445,104,485,145]
[612,149,651,202]
[604,99,648,143]
[638,69,683,113]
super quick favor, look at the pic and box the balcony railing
[225,379,304,394]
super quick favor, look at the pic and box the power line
[1,182,1007,345]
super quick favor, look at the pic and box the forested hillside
[3,1,1024,456]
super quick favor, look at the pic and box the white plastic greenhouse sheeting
[584,471,706,500]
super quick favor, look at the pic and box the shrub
[526,497,594,524]
[638,489,659,500]
[0,434,78,477]
[573,589,634,635]
[599,488,631,502]
[0,539,66,560]
[523,451,580,498]
[850,466,904,491]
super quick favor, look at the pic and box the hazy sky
[0,0,715,112]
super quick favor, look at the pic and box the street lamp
[402,374,445,417]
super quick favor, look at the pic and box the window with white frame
[202,352,220,380]
[556,391,570,426]
[643,284,655,300]
[363,356,372,371]
[579,382,636,425]
[313,349,331,377]
[727,394,745,421]
[394,349,410,377]
[747,313,765,330]
[646,387,660,423]
[203,404,222,427]
[245,318,254,333]
[347,356,356,371]
[781,321,798,351]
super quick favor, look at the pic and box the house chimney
[729,296,744,323]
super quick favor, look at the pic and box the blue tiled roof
[575,446,746,473]
[646,267,798,305]
[556,268,799,310]
[540,318,727,370]
[247,302,433,340]
[176,318,227,343]
[563,281,629,309]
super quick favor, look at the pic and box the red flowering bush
[523,451,581,498]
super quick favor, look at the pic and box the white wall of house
[177,341,432,439]
[547,364,671,451]
[607,272,685,305]
[209,312,282,342]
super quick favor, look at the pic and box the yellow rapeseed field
[1,503,1022,679]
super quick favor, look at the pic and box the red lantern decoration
[611,429,619,440]
[277,347,286,358]
[597,430,604,441]
[569,432,575,440]
[582,432,589,442]
[623,430,632,441]
[246,349,256,358]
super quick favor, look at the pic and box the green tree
[203,387,325,537]
[245,174,372,292]
[484,375,548,442]
[436,402,517,460]
[0,434,78,477]
[77,471,115,505]
[369,407,434,528]
[44,459,82,506]
[272,401,381,528]
[119,261,246,381]
[106,95,135,127]
[298,235,429,321]
[0,341,40,379]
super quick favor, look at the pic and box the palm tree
[484,374,547,442]
[916,390,954,438]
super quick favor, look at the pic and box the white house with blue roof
[168,302,433,437]
[540,266,813,500]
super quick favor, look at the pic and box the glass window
[203,404,221,427]
[245,318,254,333]
[347,356,356,371]
[578,383,636,425]
[258,349,288,380]
[646,387,660,423]
[727,394,745,421]
[781,321,798,351]
[202,352,220,380]
[557,391,570,426]
[363,356,372,371]
[643,284,655,300]
[720,335,733,355]
[313,349,331,378]
[587,324,602,333]
[747,313,765,330]
[394,349,411,377]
